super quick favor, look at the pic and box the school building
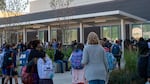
[0,0,150,46]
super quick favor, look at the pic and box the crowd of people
[0,32,150,84]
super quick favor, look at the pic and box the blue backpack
[112,44,120,55]
[105,52,116,70]
[20,49,31,66]
[3,50,14,68]
[70,50,84,69]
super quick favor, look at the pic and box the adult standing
[137,37,150,83]
[82,32,109,84]
[27,40,42,84]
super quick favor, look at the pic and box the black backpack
[3,50,14,68]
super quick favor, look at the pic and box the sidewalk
[0,71,72,84]
[53,71,72,84]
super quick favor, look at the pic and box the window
[64,29,77,45]
[102,25,120,41]
[111,25,120,41]
[143,23,150,39]
[103,26,111,40]
[51,30,57,41]
[132,24,142,39]
[18,32,23,42]
[39,31,44,43]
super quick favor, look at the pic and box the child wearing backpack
[37,51,54,84]
[111,40,122,70]
[3,43,18,84]
[69,43,87,84]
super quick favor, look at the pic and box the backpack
[138,41,148,55]
[20,49,31,66]
[70,49,84,69]
[3,50,14,68]
[105,52,116,71]
[22,59,39,84]
[21,65,38,84]
[112,44,120,55]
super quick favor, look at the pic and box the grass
[109,49,145,84]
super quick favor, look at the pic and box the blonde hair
[87,32,99,45]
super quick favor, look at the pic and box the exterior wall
[84,26,100,43]
[30,0,113,13]
[27,31,37,42]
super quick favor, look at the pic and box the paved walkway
[53,71,72,84]
[0,71,72,84]
[0,58,125,84]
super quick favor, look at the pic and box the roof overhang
[0,10,147,28]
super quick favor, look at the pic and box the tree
[0,0,6,10]
[49,0,74,44]
[0,0,29,44]
[50,0,73,9]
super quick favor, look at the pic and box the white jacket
[37,56,53,79]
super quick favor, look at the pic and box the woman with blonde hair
[82,32,109,84]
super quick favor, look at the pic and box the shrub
[62,47,73,60]
[109,49,145,84]
[46,49,54,61]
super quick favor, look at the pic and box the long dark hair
[74,43,84,51]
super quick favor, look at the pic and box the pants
[63,60,69,71]
[55,60,64,73]
[89,80,105,84]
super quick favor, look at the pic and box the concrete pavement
[0,71,72,84]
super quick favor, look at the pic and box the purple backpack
[70,49,84,69]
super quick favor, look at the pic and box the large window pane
[111,26,119,41]
[39,31,44,43]
[103,26,111,40]
[143,24,150,39]
[51,30,57,40]
[18,32,23,42]
[64,29,77,45]
[132,24,142,39]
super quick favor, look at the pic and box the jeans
[62,60,69,71]
[55,60,64,73]
[89,80,105,84]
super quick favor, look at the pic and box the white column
[80,23,84,43]
[48,26,51,42]
[23,28,26,43]
[121,19,125,58]
[129,24,132,39]
[2,29,6,44]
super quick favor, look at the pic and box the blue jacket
[0,51,5,68]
